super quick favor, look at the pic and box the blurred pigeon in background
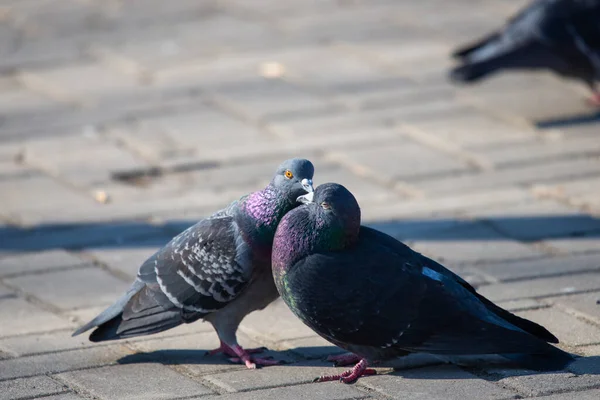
[450,0,600,105]
[272,183,574,383]
[73,158,314,369]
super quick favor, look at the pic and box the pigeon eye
[321,202,331,210]
[284,170,293,179]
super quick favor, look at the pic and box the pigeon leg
[206,341,265,357]
[587,91,600,107]
[326,352,362,366]
[314,358,377,384]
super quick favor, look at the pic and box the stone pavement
[1,0,600,399]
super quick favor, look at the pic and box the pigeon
[449,0,600,105]
[73,158,315,369]
[272,183,574,383]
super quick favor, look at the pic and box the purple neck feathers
[239,185,291,250]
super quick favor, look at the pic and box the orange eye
[284,170,293,179]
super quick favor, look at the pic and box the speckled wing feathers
[137,212,252,317]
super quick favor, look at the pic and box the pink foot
[205,342,280,369]
[586,92,600,107]
[314,358,377,384]
[326,352,362,366]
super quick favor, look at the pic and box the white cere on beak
[297,191,315,204]
[301,178,314,193]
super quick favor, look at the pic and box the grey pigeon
[272,183,574,383]
[73,158,314,369]
[450,0,600,105]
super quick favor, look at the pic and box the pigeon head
[296,183,361,248]
[239,158,314,248]
[270,158,315,206]
[273,183,360,267]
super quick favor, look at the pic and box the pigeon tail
[88,308,186,342]
[501,343,575,371]
[450,42,554,83]
[476,295,558,343]
[86,285,203,342]
[72,280,145,337]
[452,32,500,59]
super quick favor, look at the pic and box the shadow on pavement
[117,349,600,377]
[1,215,600,252]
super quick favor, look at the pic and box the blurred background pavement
[1,1,600,399]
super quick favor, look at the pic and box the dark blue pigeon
[73,159,314,369]
[272,183,574,383]
[450,0,600,105]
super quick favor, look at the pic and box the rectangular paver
[0,376,68,400]
[358,365,517,400]
[56,363,213,400]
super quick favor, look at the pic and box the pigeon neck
[240,185,292,245]
[272,208,358,276]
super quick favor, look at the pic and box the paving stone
[335,141,471,182]
[0,175,98,225]
[123,330,254,376]
[495,299,546,312]
[0,250,90,277]
[23,134,148,187]
[203,360,350,392]
[358,365,516,400]
[530,389,600,400]
[201,382,368,400]
[0,346,127,380]
[489,367,600,397]
[279,335,344,360]
[0,330,103,356]
[577,345,600,357]
[467,200,600,241]
[478,273,600,302]
[312,161,400,206]
[461,74,589,123]
[473,253,600,282]
[414,158,600,196]
[32,394,85,400]
[545,234,600,255]
[0,284,17,300]
[57,363,212,400]
[215,78,340,121]
[553,291,600,324]
[86,240,159,279]
[410,222,546,266]
[409,113,536,149]
[4,266,130,310]
[0,375,68,400]
[0,296,73,337]
[481,136,600,167]
[0,220,172,253]
[514,308,600,346]
[361,187,534,222]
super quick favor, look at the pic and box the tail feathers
[72,280,145,337]
[502,344,576,371]
[450,61,500,83]
[477,296,558,343]
[452,32,500,59]
[450,43,556,84]
[88,308,184,342]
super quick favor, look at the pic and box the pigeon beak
[297,191,314,204]
[301,178,314,193]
